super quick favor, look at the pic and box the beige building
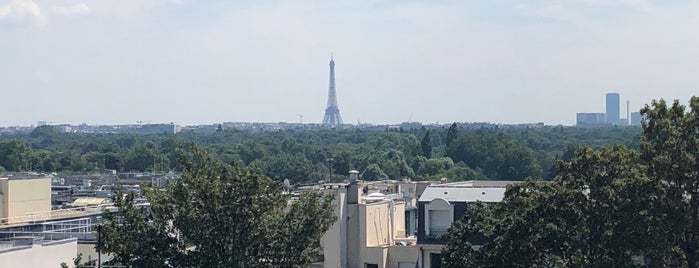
[0,176,51,224]
[317,172,422,268]
[0,237,77,268]
[316,175,521,268]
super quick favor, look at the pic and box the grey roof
[418,181,523,203]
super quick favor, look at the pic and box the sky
[2,0,699,126]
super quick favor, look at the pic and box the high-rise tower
[322,55,343,127]
[606,93,620,124]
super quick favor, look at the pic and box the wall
[0,177,51,223]
[0,238,77,268]
[362,202,391,247]
[393,202,406,238]
[387,246,419,268]
[321,190,346,268]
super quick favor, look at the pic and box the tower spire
[322,54,343,128]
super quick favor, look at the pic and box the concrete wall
[362,202,391,247]
[387,246,419,268]
[393,202,406,238]
[322,190,346,268]
[0,177,51,223]
[77,242,110,265]
[0,238,77,268]
[361,246,388,268]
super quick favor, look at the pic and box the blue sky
[2,0,698,126]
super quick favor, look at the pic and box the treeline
[443,98,699,267]
[0,123,641,183]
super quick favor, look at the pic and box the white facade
[0,237,77,268]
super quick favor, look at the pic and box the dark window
[366,264,379,268]
[430,253,442,268]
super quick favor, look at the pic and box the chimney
[347,170,361,204]
[349,170,359,182]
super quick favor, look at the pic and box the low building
[0,175,51,224]
[0,237,77,267]
[576,113,607,126]
[415,180,522,267]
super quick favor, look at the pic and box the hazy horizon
[2,0,698,127]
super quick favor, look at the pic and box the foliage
[0,122,644,184]
[444,146,674,267]
[640,96,699,267]
[446,131,542,180]
[361,163,388,181]
[421,130,432,158]
[98,146,336,267]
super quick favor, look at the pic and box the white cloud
[0,0,44,24]
[54,3,90,16]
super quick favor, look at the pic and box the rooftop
[0,173,52,180]
[418,180,523,203]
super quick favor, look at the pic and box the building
[630,112,643,126]
[139,123,181,134]
[0,174,112,266]
[316,172,422,268]
[576,113,606,126]
[0,175,51,224]
[0,236,77,267]
[606,93,620,124]
[315,170,521,268]
[416,180,522,268]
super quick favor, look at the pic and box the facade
[315,172,521,268]
[316,173,422,268]
[630,112,643,126]
[0,176,51,224]
[322,55,343,128]
[416,181,521,268]
[606,93,620,124]
[0,237,77,268]
[576,112,606,126]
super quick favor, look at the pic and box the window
[430,253,442,268]
[365,264,379,268]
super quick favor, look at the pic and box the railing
[0,204,113,226]
[428,227,449,238]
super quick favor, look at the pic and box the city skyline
[2,0,699,127]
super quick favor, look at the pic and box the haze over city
[2,0,699,126]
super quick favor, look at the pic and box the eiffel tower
[322,54,343,128]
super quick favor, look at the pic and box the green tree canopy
[443,146,674,267]
[99,146,336,267]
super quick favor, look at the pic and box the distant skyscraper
[322,55,343,128]
[606,93,620,124]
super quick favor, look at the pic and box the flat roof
[418,180,523,203]
[0,173,51,180]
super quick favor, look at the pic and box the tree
[361,163,388,181]
[446,122,459,150]
[0,139,33,171]
[421,130,432,158]
[98,146,336,267]
[640,96,699,267]
[443,146,673,267]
